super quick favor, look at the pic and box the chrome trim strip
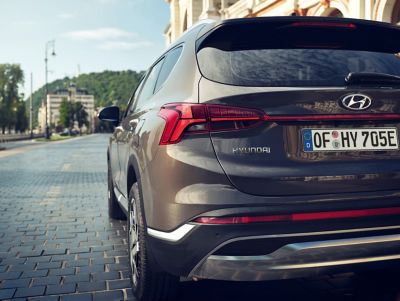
[189,225,400,277]
[209,234,400,262]
[270,254,400,270]
[191,233,400,281]
[147,224,196,242]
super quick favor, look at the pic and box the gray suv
[99,17,400,301]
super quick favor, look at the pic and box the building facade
[165,0,400,44]
[38,83,95,132]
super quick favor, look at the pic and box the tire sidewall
[128,183,147,300]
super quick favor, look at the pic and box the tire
[128,183,179,301]
[107,162,125,220]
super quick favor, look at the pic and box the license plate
[302,128,399,152]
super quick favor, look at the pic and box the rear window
[197,48,400,87]
[196,18,400,87]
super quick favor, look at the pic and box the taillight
[157,103,400,145]
[158,103,264,145]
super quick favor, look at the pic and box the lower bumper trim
[190,234,400,281]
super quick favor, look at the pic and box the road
[0,134,399,301]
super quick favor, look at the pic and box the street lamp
[44,40,56,139]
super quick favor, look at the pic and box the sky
[0,0,170,95]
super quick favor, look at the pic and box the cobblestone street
[0,134,399,301]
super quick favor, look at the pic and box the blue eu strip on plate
[303,129,313,152]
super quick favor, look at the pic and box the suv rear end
[147,17,400,280]
[102,17,400,301]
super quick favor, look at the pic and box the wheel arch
[127,155,140,196]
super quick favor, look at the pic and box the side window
[154,46,183,92]
[126,76,146,116]
[134,58,165,112]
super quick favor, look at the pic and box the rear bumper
[147,215,400,280]
[190,233,400,281]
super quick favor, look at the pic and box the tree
[73,102,88,133]
[59,98,72,129]
[0,64,25,134]
[15,101,28,133]
[27,70,144,128]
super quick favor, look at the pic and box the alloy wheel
[129,195,140,286]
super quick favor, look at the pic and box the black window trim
[131,56,166,114]
[123,73,147,118]
[130,42,185,114]
[153,44,184,95]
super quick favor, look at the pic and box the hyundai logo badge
[341,94,372,111]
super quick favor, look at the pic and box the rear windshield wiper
[345,72,400,87]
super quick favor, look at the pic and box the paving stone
[21,269,48,278]
[43,249,67,256]
[78,265,105,274]
[91,246,113,252]
[77,253,105,260]
[68,248,90,254]
[18,250,43,257]
[104,250,127,257]
[32,276,61,286]
[61,293,92,301]
[92,272,120,281]
[77,281,106,292]
[106,263,130,272]
[51,255,76,262]
[116,257,129,265]
[48,268,76,276]
[0,288,15,299]
[90,257,114,265]
[25,256,52,263]
[30,296,59,301]
[93,290,124,301]
[37,262,62,270]
[63,274,90,284]
[107,279,131,290]
[65,260,89,268]
[1,258,26,265]
[1,278,31,289]
[45,283,76,295]
[14,286,45,298]
[8,263,36,272]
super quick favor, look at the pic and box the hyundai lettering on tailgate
[302,128,399,152]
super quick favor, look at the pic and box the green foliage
[59,99,89,131]
[73,102,88,129]
[29,70,144,127]
[59,98,72,128]
[0,64,26,134]
[15,101,28,132]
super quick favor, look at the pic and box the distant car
[60,130,70,136]
[60,129,79,136]
[99,17,400,301]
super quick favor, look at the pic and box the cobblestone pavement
[0,134,400,301]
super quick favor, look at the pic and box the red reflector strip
[194,207,400,225]
[210,117,261,122]
[264,114,400,122]
[291,22,357,29]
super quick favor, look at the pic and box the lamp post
[44,40,56,139]
[30,73,33,139]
